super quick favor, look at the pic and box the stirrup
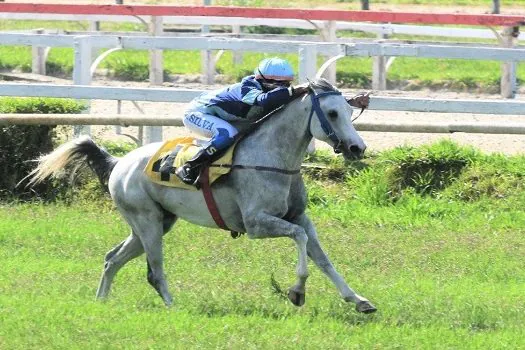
[175,165,200,186]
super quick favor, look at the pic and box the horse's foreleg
[291,214,377,314]
[244,213,308,307]
[96,232,144,300]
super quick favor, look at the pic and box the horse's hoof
[287,289,306,307]
[356,300,377,314]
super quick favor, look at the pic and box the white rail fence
[1,34,525,144]
[2,83,525,136]
[2,33,524,86]
[3,83,525,115]
[4,113,525,136]
[1,17,522,92]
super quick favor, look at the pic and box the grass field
[1,141,524,349]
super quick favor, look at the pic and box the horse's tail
[27,136,118,189]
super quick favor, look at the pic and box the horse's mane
[308,78,340,93]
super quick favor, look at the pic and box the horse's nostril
[349,145,361,154]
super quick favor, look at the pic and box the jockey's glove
[289,85,309,97]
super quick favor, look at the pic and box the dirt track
[4,72,525,155]
[82,79,525,156]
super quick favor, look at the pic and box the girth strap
[209,163,300,175]
[200,166,229,231]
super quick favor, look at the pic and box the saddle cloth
[144,136,235,190]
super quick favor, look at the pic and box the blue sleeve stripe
[242,89,262,105]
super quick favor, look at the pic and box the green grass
[1,141,524,348]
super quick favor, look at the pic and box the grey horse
[28,79,377,314]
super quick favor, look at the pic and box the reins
[352,107,366,123]
[218,100,301,175]
[209,81,346,175]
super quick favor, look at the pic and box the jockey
[175,57,309,185]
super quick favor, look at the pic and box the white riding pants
[183,110,239,140]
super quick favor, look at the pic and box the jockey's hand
[290,85,309,97]
[346,91,371,109]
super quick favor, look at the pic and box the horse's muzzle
[338,143,366,160]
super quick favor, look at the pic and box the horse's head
[306,79,366,160]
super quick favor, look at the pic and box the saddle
[144,137,236,190]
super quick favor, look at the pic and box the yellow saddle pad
[144,136,236,190]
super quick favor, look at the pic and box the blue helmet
[254,57,294,81]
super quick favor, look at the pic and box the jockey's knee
[211,127,237,150]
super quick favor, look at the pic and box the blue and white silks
[183,75,293,151]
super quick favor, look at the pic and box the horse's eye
[328,110,338,119]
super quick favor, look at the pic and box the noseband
[307,88,344,152]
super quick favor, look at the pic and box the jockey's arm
[240,79,309,119]
[253,87,294,111]
[241,87,294,121]
[241,82,292,111]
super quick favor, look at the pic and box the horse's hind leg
[96,232,144,300]
[104,210,176,269]
[145,210,176,304]
[104,240,126,262]
[292,213,377,314]
[96,210,177,302]
[120,209,174,306]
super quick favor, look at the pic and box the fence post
[145,15,164,144]
[298,45,317,84]
[500,26,518,99]
[88,21,100,64]
[372,33,388,90]
[321,20,337,84]
[73,35,92,136]
[31,29,46,75]
[201,44,215,84]
[299,44,317,153]
[201,0,215,84]
[232,25,243,65]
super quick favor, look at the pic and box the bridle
[307,85,345,153]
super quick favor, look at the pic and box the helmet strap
[257,69,274,91]
[257,69,269,82]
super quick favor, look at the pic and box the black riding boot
[174,145,216,185]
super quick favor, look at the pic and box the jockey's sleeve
[253,87,292,111]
